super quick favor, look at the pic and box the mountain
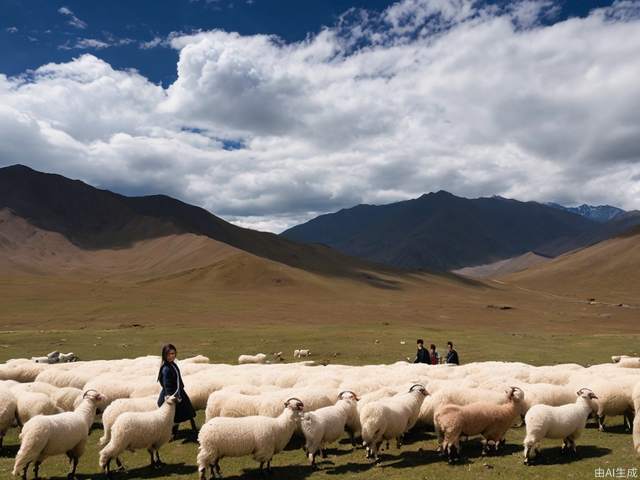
[546,202,625,222]
[503,226,640,305]
[282,192,604,270]
[0,164,393,283]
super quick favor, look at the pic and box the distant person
[445,341,460,365]
[429,344,439,365]
[157,343,197,437]
[414,339,429,363]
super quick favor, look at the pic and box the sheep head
[82,389,106,403]
[576,388,599,413]
[338,390,359,401]
[284,397,304,412]
[164,395,178,405]
[409,384,429,396]
[506,386,525,402]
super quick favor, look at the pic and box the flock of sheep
[1,352,640,479]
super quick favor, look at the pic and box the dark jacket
[157,362,196,423]
[414,347,429,363]
[446,349,460,365]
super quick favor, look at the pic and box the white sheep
[434,386,525,463]
[360,384,428,462]
[294,349,311,358]
[301,391,360,466]
[11,389,105,479]
[523,388,599,464]
[14,391,62,426]
[99,396,158,446]
[197,397,305,479]
[98,395,177,475]
[633,382,640,455]
[0,386,17,449]
[238,352,282,365]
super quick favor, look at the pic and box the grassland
[1,324,639,480]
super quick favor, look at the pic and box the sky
[0,0,638,232]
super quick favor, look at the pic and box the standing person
[414,339,429,363]
[445,341,460,365]
[157,343,197,438]
[429,344,439,365]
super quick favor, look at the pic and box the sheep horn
[409,384,425,392]
[82,389,99,399]
[338,390,357,400]
[285,397,304,408]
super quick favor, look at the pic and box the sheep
[434,386,525,463]
[98,395,177,476]
[633,382,640,455]
[11,389,105,480]
[52,387,83,412]
[0,386,17,449]
[238,352,282,365]
[301,391,360,466]
[294,349,311,358]
[99,396,158,446]
[196,397,305,479]
[14,391,63,426]
[523,388,599,464]
[359,384,429,463]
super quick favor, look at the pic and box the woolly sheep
[238,352,282,365]
[360,384,428,462]
[569,376,637,431]
[14,391,62,426]
[523,388,599,464]
[52,387,83,412]
[294,349,311,358]
[99,396,158,446]
[98,395,177,475]
[301,391,360,466]
[12,389,105,479]
[0,386,17,449]
[197,397,305,479]
[434,386,525,463]
[633,382,640,455]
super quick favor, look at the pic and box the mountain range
[546,202,625,222]
[282,192,640,270]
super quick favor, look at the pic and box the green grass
[1,324,639,479]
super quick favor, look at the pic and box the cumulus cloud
[2,0,640,232]
[57,6,88,30]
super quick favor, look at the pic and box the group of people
[414,339,459,365]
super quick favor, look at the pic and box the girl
[157,343,197,436]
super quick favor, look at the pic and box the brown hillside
[453,252,551,279]
[504,230,640,305]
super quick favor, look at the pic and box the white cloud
[2,1,640,232]
[57,6,88,30]
[6,26,18,34]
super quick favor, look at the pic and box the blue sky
[0,0,638,232]
[1,1,614,85]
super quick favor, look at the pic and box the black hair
[447,341,453,348]
[430,344,436,350]
[157,343,177,382]
[417,339,424,345]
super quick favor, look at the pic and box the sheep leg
[307,451,316,467]
[267,460,272,474]
[597,414,606,432]
[0,433,3,449]
[447,444,459,464]
[155,449,165,467]
[148,448,156,468]
[33,461,41,480]
[115,457,126,472]
[625,409,634,432]
[20,461,30,480]
[66,452,79,480]
[321,448,327,459]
